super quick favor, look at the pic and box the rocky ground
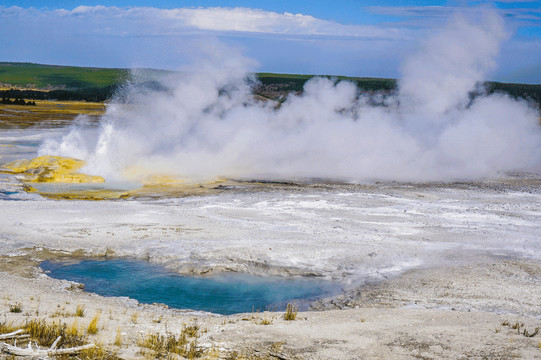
[1,258,541,359]
[0,177,540,359]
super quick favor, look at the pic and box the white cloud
[162,7,403,38]
[1,5,410,40]
[0,5,418,75]
[0,4,538,81]
[366,4,541,23]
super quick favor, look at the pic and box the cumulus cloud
[0,4,539,81]
[0,5,410,40]
[161,7,406,39]
[0,4,421,76]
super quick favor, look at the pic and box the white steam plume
[40,10,541,183]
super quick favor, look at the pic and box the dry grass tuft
[78,340,117,360]
[76,304,85,317]
[25,318,86,348]
[130,311,138,324]
[114,327,122,347]
[9,303,22,313]
[138,323,203,358]
[1,318,120,360]
[67,319,79,338]
[87,311,101,335]
[183,323,200,338]
[501,320,539,337]
[284,304,298,321]
[0,321,17,334]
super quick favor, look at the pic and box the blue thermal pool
[40,259,340,315]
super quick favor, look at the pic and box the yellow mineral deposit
[142,174,188,186]
[120,166,228,198]
[1,155,233,200]
[128,174,228,199]
[3,155,105,183]
[121,166,189,185]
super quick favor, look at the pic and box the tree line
[1,97,36,106]
[255,76,541,109]
[0,85,118,103]
[0,79,540,109]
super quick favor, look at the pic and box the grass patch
[76,304,85,317]
[9,303,22,313]
[259,317,272,325]
[501,320,540,337]
[114,327,122,347]
[138,323,203,358]
[283,304,297,321]
[87,311,101,335]
[0,62,127,89]
[67,319,79,338]
[0,319,120,360]
[0,321,17,334]
[25,318,86,348]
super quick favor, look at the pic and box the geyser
[40,9,541,183]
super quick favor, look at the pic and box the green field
[0,62,539,108]
[0,62,396,91]
[0,62,128,89]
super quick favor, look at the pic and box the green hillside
[0,62,539,108]
[0,62,128,89]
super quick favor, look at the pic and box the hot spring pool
[40,259,340,315]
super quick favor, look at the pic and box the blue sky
[1,0,540,83]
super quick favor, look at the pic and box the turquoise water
[41,259,339,315]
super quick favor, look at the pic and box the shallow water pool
[41,259,340,315]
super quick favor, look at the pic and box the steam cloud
[40,10,541,183]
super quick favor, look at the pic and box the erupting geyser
[40,9,541,183]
